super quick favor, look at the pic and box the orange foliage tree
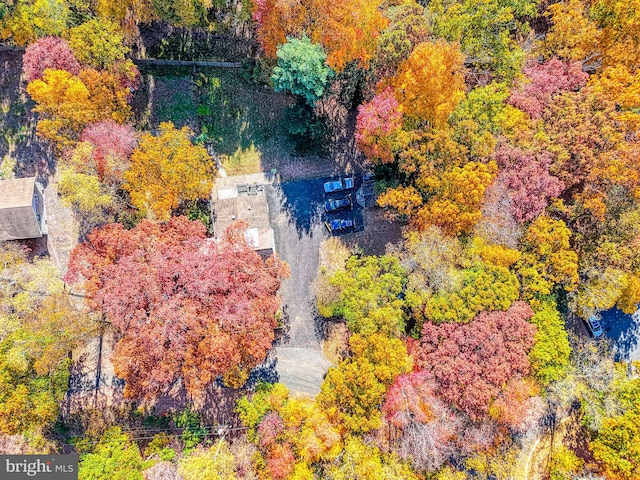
[392,40,466,128]
[252,0,387,71]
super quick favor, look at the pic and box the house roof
[0,177,36,209]
[213,194,274,253]
[0,177,44,241]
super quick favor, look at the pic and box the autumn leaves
[65,219,289,398]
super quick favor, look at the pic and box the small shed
[213,188,275,258]
[0,177,47,241]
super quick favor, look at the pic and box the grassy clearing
[194,70,291,155]
[152,76,197,129]
[149,66,336,177]
[220,143,263,175]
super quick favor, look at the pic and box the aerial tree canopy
[271,35,334,106]
[252,0,387,71]
[0,244,95,435]
[65,217,290,397]
[123,122,215,221]
[428,0,538,80]
[410,301,536,421]
[355,87,403,164]
[319,255,407,337]
[392,39,466,128]
[22,36,81,83]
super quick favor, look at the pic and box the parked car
[324,195,353,212]
[325,218,355,233]
[585,314,604,338]
[323,177,354,193]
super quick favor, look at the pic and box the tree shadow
[0,50,55,185]
[600,308,640,362]
[268,176,365,238]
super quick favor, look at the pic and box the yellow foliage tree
[589,65,640,128]
[543,0,640,71]
[377,185,423,219]
[0,244,95,435]
[323,437,419,480]
[393,40,466,128]
[414,161,497,236]
[123,122,215,220]
[516,215,579,303]
[318,333,411,435]
[1,0,69,46]
[26,68,97,148]
[541,0,600,62]
[467,237,521,268]
[26,68,133,148]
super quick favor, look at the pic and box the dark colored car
[325,218,356,233]
[323,177,354,193]
[324,195,353,212]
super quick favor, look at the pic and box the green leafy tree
[516,215,579,304]
[374,1,430,81]
[422,262,520,324]
[174,409,207,450]
[527,300,571,386]
[271,35,334,106]
[67,18,129,69]
[428,0,537,80]
[319,255,407,336]
[78,427,144,480]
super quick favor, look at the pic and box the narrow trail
[525,436,543,480]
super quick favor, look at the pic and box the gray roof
[0,177,36,209]
[0,177,43,241]
[213,194,274,253]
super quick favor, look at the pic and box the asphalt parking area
[265,176,364,395]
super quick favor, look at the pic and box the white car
[586,314,604,338]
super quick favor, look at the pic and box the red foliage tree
[79,121,137,182]
[22,36,81,83]
[508,57,588,119]
[409,301,536,421]
[258,412,285,449]
[65,217,289,398]
[355,87,403,164]
[494,143,565,223]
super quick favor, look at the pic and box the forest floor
[524,409,598,480]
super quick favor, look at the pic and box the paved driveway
[266,177,363,395]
